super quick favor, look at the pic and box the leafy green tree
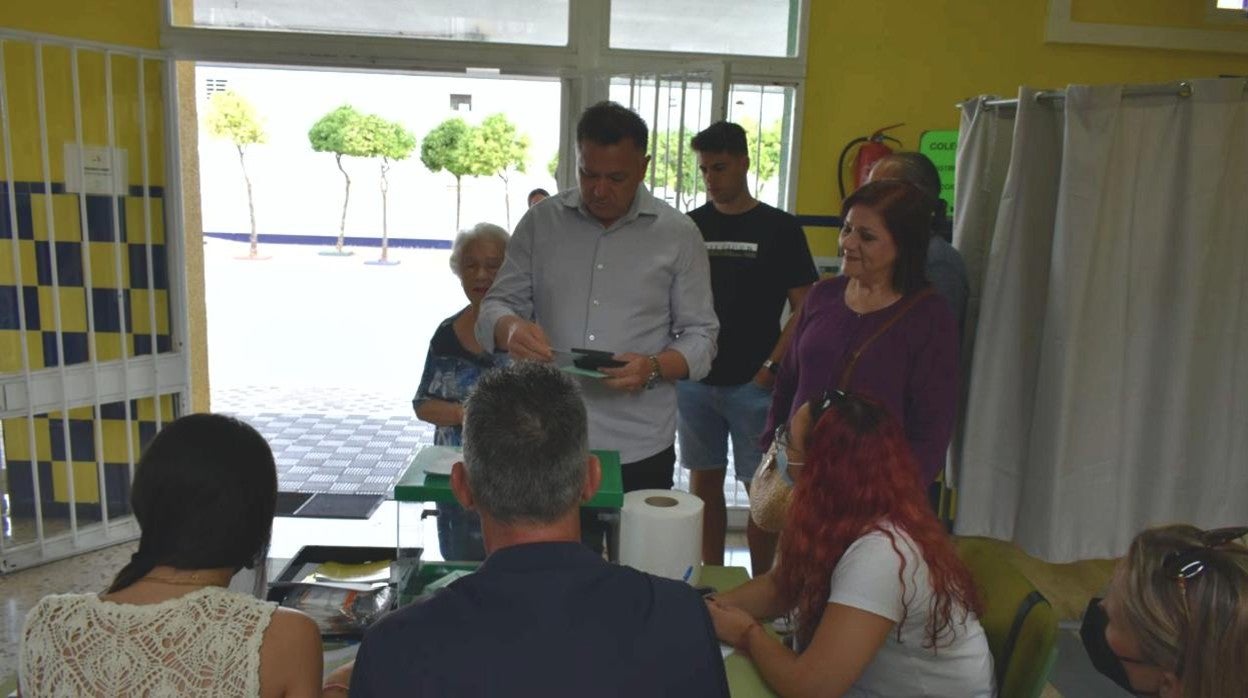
[357,114,417,263]
[473,114,530,229]
[308,105,370,254]
[205,90,266,258]
[420,117,485,231]
[651,129,701,211]
[740,117,783,196]
[547,151,559,180]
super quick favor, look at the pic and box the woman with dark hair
[20,413,322,697]
[867,152,969,334]
[763,179,958,496]
[708,393,994,697]
[1081,524,1248,697]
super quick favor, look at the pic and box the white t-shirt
[828,524,996,697]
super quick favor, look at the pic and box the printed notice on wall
[918,130,957,217]
[63,144,128,196]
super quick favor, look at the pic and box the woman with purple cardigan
[757,180,959,569]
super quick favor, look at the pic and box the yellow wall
[0,0,161,49]
[795,0,1248,256]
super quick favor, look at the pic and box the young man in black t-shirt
[679,121,818,576]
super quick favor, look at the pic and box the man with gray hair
[350,362,729,697]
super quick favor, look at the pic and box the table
[394,447,624,508]
[699,566,778,698]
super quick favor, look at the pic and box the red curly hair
[775,393,982,650]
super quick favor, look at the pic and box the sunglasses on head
[1162,526,1248,590]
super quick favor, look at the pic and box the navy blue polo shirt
[350,541,729,697]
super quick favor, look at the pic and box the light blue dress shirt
[477,185,718,463]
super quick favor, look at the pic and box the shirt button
[596,263,604,270]
[592,299,600,306]
[588,334,596,341]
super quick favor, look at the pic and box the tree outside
[356,113,417,264]
[651,129,701,211]
[205,90,267,258]
[473,113,530,229]
[741,117,783,196]
[420,117,485,232]
[308,104,371,255]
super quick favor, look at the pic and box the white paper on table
[410,445,461,476]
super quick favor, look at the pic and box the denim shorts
[676,380,773,482]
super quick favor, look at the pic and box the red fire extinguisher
[837,123,904,199]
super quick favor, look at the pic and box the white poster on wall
[63,144,128,196]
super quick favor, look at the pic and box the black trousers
[580,445,676,556]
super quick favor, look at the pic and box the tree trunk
[336,153,351,252]
[500,172,511,230]
[379,159,390,262]
[239,145,258,258]
[454,175,462,232]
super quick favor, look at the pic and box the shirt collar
[561,184,659,230]
[476,541,606,575]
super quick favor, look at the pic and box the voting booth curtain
[952,78,1248,563]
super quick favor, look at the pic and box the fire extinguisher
[837,123,904,199]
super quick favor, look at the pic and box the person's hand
[705,598,758,645]
[601,352,651,392]
[501,318,554,361]
[751,366,776,390]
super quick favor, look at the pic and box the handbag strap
[838,286,936,389]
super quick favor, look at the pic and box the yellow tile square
[129,288,168,335]
[0,330,45,372]
[30,194,82,243]
[86,241,128,288]
[0,240,38,286]
[100,419,137,464]
[51,460,102,503]
[94,332,125,361]
[37,286,88,332]
[1,417,52,461]
[125,197,165,244]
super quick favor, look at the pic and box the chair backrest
[955,537,1060,698]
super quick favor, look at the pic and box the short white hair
[449,222,509,277]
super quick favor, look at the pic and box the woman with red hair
[707,391,994,697]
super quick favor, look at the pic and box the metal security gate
[0,30,189,573]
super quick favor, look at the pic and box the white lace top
[19,586,277,698]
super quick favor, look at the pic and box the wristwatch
[762,359,780,375]
[644,355,662,389]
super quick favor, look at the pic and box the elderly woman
[1082,524,1248,697]
[413,222,509,561]
[764,179,958,487]
[709,392,994,697]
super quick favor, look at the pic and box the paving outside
[204,237,746,502]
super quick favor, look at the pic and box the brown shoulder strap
[838,287,936,389]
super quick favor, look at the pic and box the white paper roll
[618,489,704,586]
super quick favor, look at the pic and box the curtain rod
[956,81,1193,110]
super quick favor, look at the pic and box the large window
[609,0,800,57]
[177,0,570,46]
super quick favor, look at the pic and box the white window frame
[159,0,809,211]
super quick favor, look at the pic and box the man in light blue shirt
[477,101,718,498]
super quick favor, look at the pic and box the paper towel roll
[618,489,704,586]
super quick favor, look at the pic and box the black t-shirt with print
[688,201,818,386]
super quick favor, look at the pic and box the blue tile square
[91,287,131,332]
[35,241,85,287]
[128,243,168,290]
[49,418,96,462]
[42,331,90,366]
[0,188,34,240]
[83,195,126,242]
[0,285,40,330]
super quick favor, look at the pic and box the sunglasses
[774,389,884,452]
[1161,526,1248,590]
